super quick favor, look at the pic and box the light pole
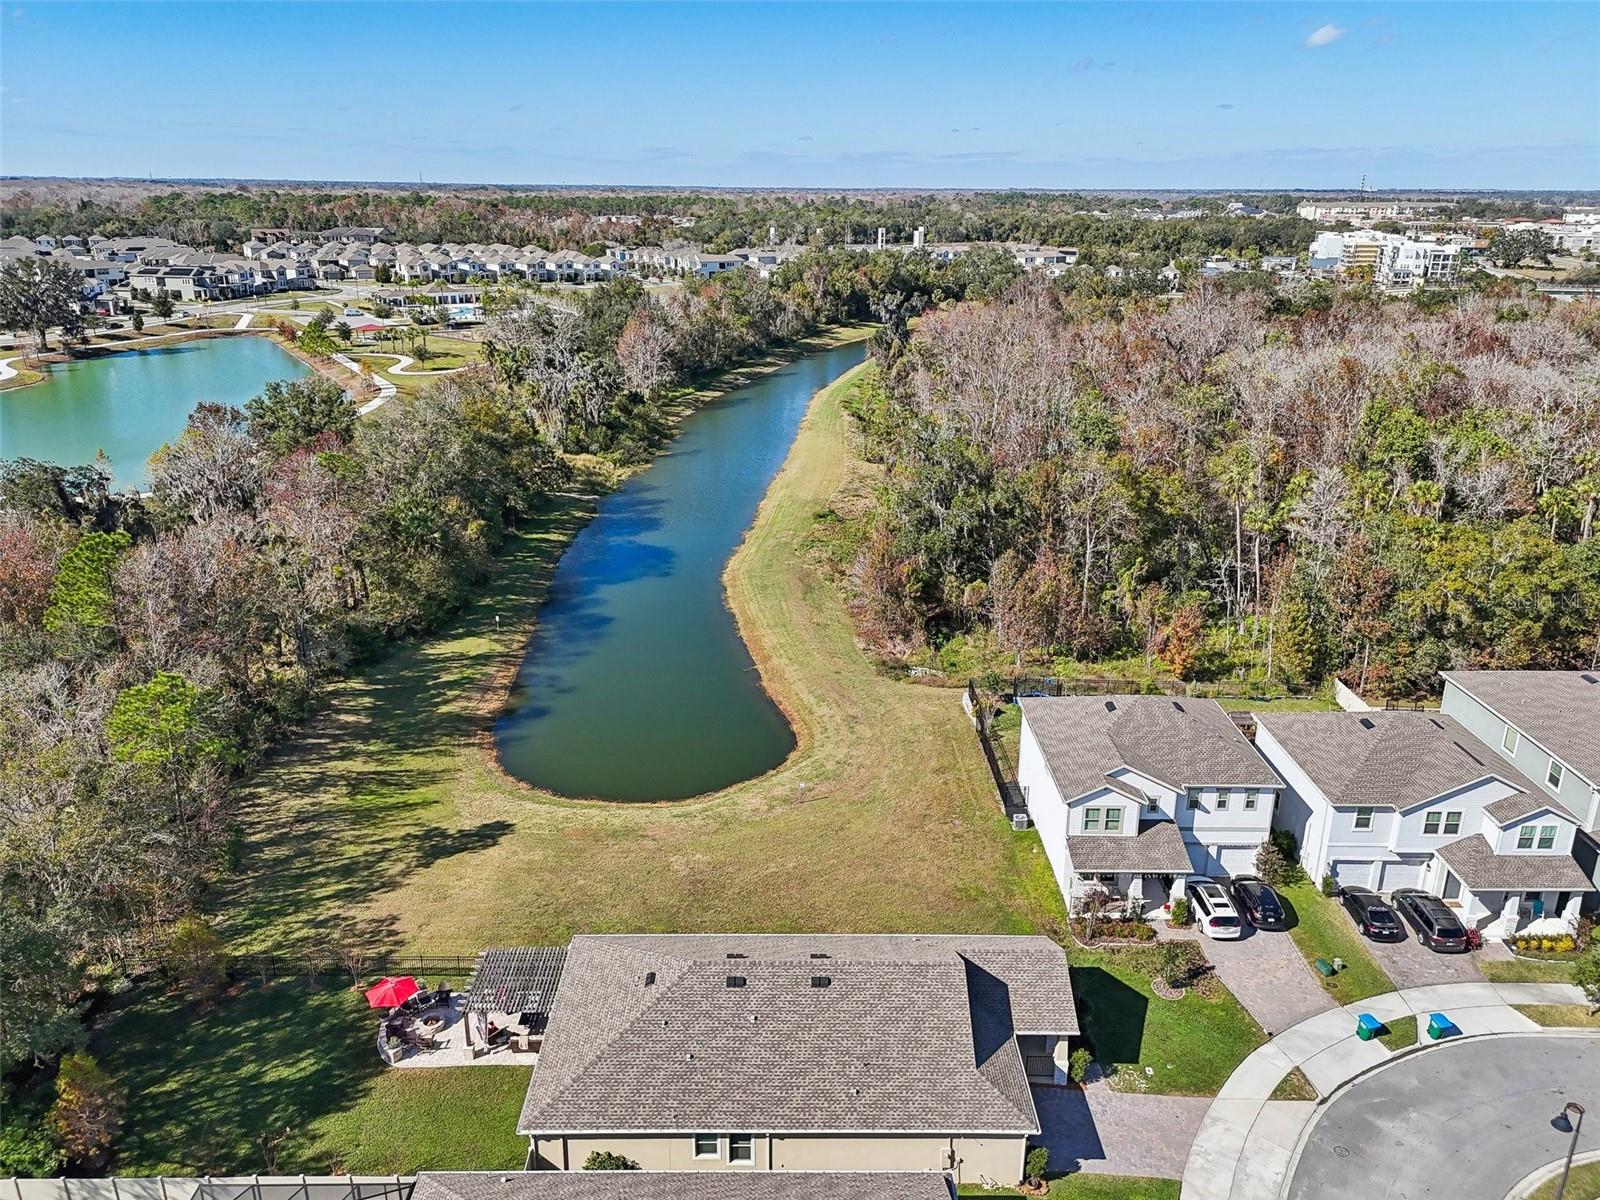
[1556,1101,1586,1200]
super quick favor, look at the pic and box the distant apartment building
[1308,229,1460,290]
[1296,200,1453,223]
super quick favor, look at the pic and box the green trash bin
[1356,1013,1381,1041]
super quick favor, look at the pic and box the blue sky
[3,2,1596,189]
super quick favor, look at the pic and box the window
[1518,826,1536,850]
[1424,812,1442,835]
[1502,726,1520,754]
[1104,808,1123,832]
[1082,809,1101,832]
[1354,807,1374,831]
[1245,792,1258,811]
[693,1135,719,1159]
[1538,825,1558,850]
[1147,796,1161,812]
[1187,792,1201,810]
[1216,793,1229,811]
[1548,760,1565,789]
[728,1136,754,1165]
[1443,812,1461,835]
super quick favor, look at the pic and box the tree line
[840,280,1600,695]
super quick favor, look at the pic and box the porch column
[1497,892,1522,939]
[1126,875,1146,910]
[1563,893,1583,931]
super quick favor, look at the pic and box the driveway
[1165,925,1334,1035]
[1361,925,1485,989]
[1035,1087,1211,1179]
[1287,1034,1600,1200]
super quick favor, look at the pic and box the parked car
[1391,889,1470,952]
[1229,875,1287,931]
[1339,886,1404,941]
[1185,877,1243,940]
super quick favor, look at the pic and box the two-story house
[1441,671,1600,892]
[1016,696,1283,916]
[1255,710,1593,939]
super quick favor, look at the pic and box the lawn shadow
[1278,893,1302,933]
[1070,965,1148,1066]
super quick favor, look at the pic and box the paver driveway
[1166,925,1333,1035]
[1359,922,1485,989]
[1034,1087,1212,1179]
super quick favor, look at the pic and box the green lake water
[0,338,311,490]
[494,340,868,801]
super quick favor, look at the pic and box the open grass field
[1277,882,1394,1004]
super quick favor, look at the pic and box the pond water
[0,337,311,490]
[494,340,868,801]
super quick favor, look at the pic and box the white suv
[1185,877,1243,940]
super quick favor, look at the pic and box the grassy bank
[1278,883,1393,1004]
[93,331,1078,1172]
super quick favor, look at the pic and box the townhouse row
[1016,670,1600,940]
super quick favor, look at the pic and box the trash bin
[1356,1013,1381,1041]
[1427,1012,1454,1040]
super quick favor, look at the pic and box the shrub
[1254,839,1294,887]
[0,1091,60,1175]
[1024,1145,1050,1185]
[1157,940,1206,990]
[48,1052,123,1169]
[583,1151,640,1171]
[163,915,229,1000]
[1068,917,1155,943]
[1321,873,1338,898]
[1267,829,1308,885]
[1068,1047,1092,1084]
[1575,946,1600,1011]
[1169,897,1192,927]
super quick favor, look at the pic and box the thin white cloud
[1306,23,1346,47]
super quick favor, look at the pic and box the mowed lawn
[1278,882,1394,1004]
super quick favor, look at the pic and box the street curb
[1504,1148,1600,1199]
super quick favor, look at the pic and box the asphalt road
[1288,1034,1600,1200]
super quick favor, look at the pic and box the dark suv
[1391,889,1470,952]
[1339,886,1405,941]
[1229,875,1288,931]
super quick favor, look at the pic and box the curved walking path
[0,355,19,381]
[353,350,469,377]
[1180,980,1585,1200]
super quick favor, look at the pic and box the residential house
[1441,671,1600,894]
[1016,696,1284,916]
[1307,230,1460,290]
[1256,710,1593,938]
[412,1173,954,1200]
[516,934,1077,1186]
[1011,245,1077,272]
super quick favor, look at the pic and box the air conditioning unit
[1011,812,1031,832]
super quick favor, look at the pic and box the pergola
[462,947,567,1047]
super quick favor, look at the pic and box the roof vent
[726,975,746,988]
[725,952,747,960]
[1428,717,1445,730]
[1104,700,1117,713]
[644,971,656,986]
[1172,700,1185,712]
[811,976,832,988]
[1358,717,1375,730]
[1582,673,1598,685]
[809,952,831,960]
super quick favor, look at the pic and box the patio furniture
[1356,1013,1382,1041]
[365,976,421,1010]
[1427,1012,1458,1040]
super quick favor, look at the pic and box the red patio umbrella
[365,976,420,1009]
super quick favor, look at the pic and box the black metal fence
[224,952,481,981]
[973,673,1317,704]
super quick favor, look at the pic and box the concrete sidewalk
[1180,980,1585,1200]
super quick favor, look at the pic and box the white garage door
[1331,860,1376,888]
[1379,857,1427,892]
[1217,845,1259,877]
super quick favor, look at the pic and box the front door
[1441,871,1461,900]
[1527,892,1545,918]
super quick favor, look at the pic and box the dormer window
[1539,825,1557,850]
[1518,826,1535,849]
[1104,808,1123,833]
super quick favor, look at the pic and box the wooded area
[842,282,1600,693]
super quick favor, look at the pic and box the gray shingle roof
[1435,834,1596,893]
[1018,696,1281,802]
[1066,820,1194,874]
[517,935,1075,1137]
[1255,711,1544,810]
[414,1173,953,1200]
[1442,671,1600,783]
[1484,791,1579,826]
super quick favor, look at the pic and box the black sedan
[1391,888,1471,952]
[1229,875,1288,931]
[1340,886,1405,941]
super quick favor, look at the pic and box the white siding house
[1017,696,1282,917]
[1256,710,1593,939]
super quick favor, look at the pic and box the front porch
[1064,820,1195,918]
[1431,834,1595,941]
[1066,872,1184,919]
